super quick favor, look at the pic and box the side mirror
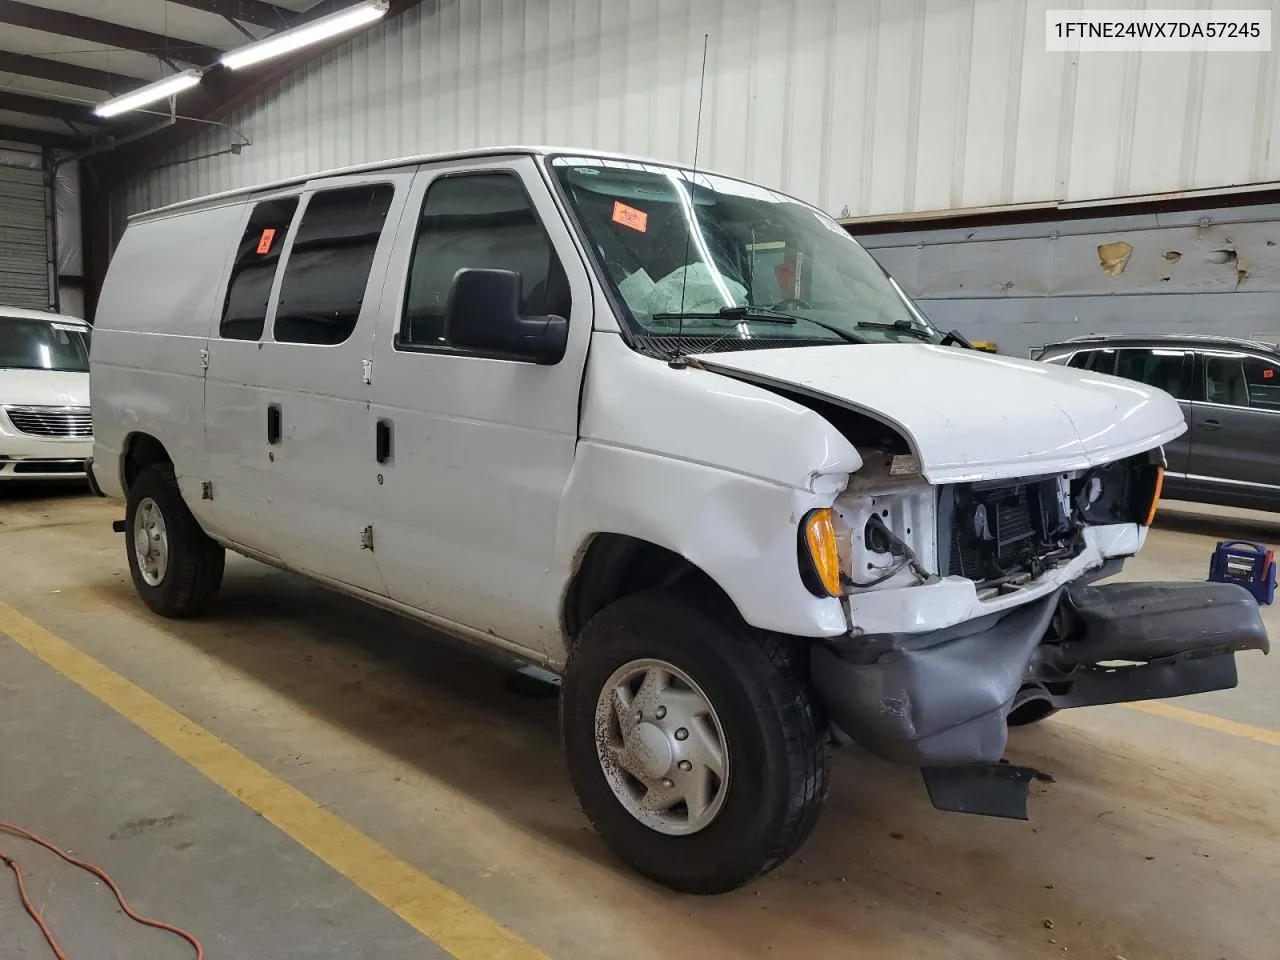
[444,268,568,365]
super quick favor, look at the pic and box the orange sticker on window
[611,201,648,233]
[1265,368,1275,379]
[256,228,277,255]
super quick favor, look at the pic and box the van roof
[130,145,726,222]
[0,306,88,326]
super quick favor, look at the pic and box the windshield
[550,156,940,349]
[0,317,91,372]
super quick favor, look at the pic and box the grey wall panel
[859,202,1280,358]
[907,291,1280,360]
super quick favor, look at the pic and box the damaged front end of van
[693,345,1271,820]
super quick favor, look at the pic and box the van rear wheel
[125,464,224,617]
[561,589,827,893]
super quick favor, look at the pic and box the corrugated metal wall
[124,0,1280,221]
[858,200,1280,359]
[0,143,50,310]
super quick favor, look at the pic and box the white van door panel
[203,192,302,551]
[205,172,414,594]
[367,156,593,656]
[91,204,242,503]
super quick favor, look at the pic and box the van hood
[0,369,90,407]
[693,344,1186,483]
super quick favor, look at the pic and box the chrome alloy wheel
[133,496,169,587]
[594,658,730,836]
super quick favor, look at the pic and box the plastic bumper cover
[811,580,1270,767]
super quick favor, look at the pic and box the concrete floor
[0,487,1277,959]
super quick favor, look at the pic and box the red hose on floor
[0,820,203,959]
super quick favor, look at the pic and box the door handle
[375,418,393,463]
[1201,418,1223,432]
[267,404,282,445]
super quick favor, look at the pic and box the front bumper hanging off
[811,580,1270,817]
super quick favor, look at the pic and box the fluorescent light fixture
[221,0,389,71]
[93,70,202,118]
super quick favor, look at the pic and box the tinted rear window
[273,183,395,346]
[221,196,299,341]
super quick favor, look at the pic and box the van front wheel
[125,464,224,617]
[561,590,827,894]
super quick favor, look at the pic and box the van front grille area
[3,405,92,438]
[941,477,1081,586]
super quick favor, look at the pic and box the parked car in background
[1036,334,1280,511]
[0,307,93,482]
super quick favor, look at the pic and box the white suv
[87,148,1269,893]
[0,307,92,482]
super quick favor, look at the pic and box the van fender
[553,441,851,642]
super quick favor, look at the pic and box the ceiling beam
[101,0,425,182]
[166,0,300,31]
[0,123,87,150]
[0,51,140,95]
[0,0,223,67]
[0,90,99,125]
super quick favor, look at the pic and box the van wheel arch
[563,534,742,642]
[122,432,173,492]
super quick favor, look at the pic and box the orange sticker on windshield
[1266,368,1275,379]
[256,228,277,254]
[611,201,648,233]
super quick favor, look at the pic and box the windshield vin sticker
[611,201,648,233]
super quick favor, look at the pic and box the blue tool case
[1208,540,1277,605]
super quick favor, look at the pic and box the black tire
[125,464,225,618]
[561,589,828,894]
[1007,700,1060,727]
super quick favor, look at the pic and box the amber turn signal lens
[801,508,843,598]
[1143,466,1165,526]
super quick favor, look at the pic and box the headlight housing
[798,508,843,598]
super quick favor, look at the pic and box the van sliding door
[250,171,415,593]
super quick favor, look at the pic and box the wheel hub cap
[594,658,730,836]
[133,497,169,587]
[624,722,673,780]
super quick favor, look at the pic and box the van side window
[221,196,299,341]
[273,183,395,346]
[399,172,568,348]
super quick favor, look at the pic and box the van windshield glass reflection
[0,318,90,372]
[551,156,938,348]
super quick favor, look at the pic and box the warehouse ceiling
[0,0,324,151]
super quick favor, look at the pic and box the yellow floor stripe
[1122,700,1280,747]
[0,602,550,960]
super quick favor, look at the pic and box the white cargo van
[89,148,1268,893]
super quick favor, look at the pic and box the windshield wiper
[940,328,975,349]
[651,306,865,344]
[650,306,799,325]
[854,318,934,340]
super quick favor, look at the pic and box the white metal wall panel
[124,0,1280,221]
[0,146,49,310]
